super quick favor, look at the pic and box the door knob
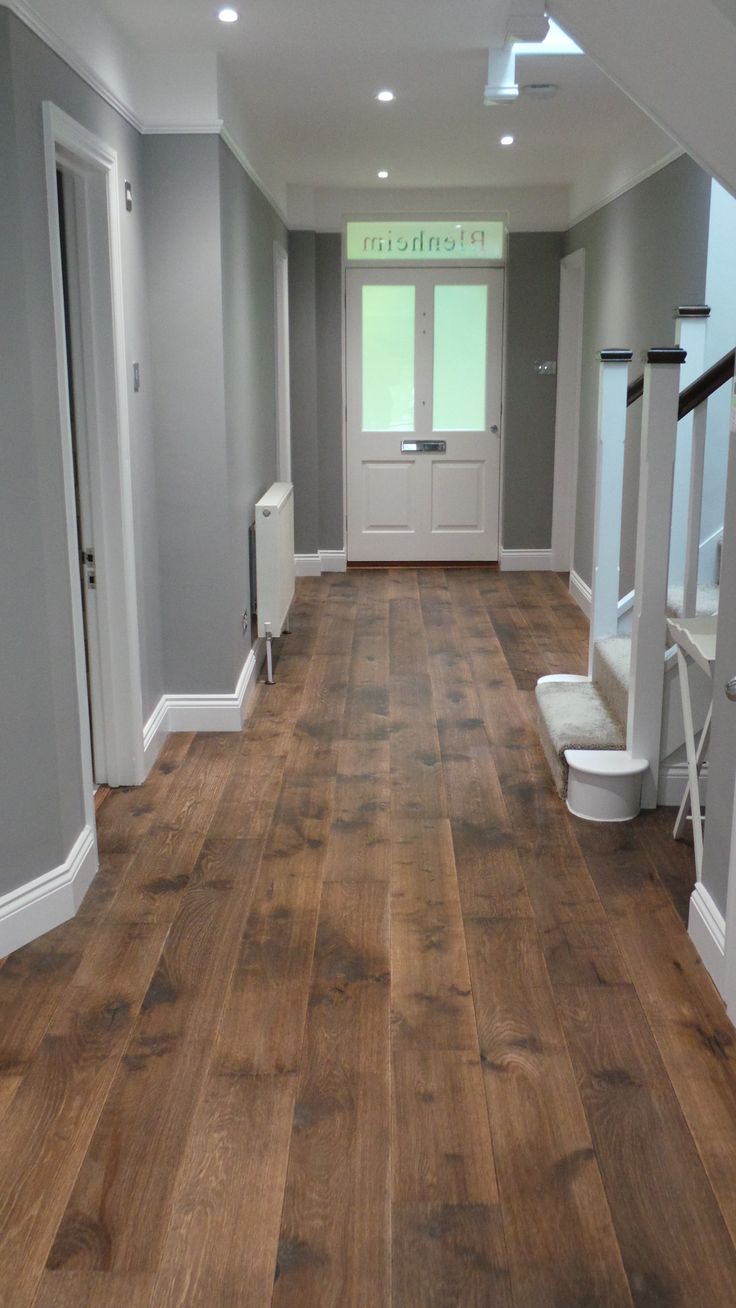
[726,677,736,701]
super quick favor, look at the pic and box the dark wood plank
[559,984,736,1305]
[390,817,479,1052]
[273,883,391,1307]
[0,921,168,1307]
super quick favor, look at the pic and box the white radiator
[255,481,295,640]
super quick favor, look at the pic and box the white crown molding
[219,127,288,227]
[689,879,725,996]
[0,824,97,958]
[141,121,224,136]
[568,147,685,229]
[4,0,143,130]
[4,3,287,225]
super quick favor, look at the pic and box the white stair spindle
[588,349,633,677]
[682,399,709,617]
[628,347,687,807]
[670,306,710,598]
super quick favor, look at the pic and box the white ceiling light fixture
[376,90,395,103]
[500,134,515,146]
[377,170,389,179]
[218,7,239,22]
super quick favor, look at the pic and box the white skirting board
[569,570,635,622]
[498,548,554,571]
[142,645,262,769]
[689,881,726,995]
[295,550,347,576]
[0,824,98,959]
[658,761,708,807]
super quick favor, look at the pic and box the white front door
[346,267,503,562]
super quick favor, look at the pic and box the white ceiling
[87,0,675,204]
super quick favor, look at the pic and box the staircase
[537,311,733,820]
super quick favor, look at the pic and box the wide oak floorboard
[0,569,730,1306]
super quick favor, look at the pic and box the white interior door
[346,267,503,562]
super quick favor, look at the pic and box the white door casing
[44,102,145,795]
[346,267,503,562]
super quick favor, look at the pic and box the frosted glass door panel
[362,285,415,431]
[432,285,487,431]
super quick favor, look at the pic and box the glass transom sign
[346,220,505,263]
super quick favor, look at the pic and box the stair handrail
[678,347,735,420]
[626,346,735,412]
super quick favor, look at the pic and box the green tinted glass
[432,285,487,431]
[362,285,415,431]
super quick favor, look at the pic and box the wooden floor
[3,569,736,1307]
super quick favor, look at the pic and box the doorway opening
[345,266,504,563]
[44,103,145,799]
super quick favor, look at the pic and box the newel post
[670,306,710,607]
[588,349,633,677]
[627,347,687,807]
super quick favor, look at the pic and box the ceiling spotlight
[500,134,515,146]
[218,7,239,21]
[377,170,389,179]
[376,90,395,102]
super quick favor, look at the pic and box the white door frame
[43,101,145,792]
[551,247,586,571]
[273,241,292,483]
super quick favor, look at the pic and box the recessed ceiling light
[500,134,515,146]
[376,90,395,102]
[218,7,239,22]
[377,170,389,179]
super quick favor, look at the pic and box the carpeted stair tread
[535,680,625,799]
[666,583,719,619]
[592,636,630,731]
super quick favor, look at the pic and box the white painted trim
[294,551,347,576]
[295,554,322,577]
[6,1,143,130]
[499,548,554,571]
[44,102,146,789]
[568,148,685,229]
[0,825,97,959]
[166,649,259,734]
[688,880,726,996]
[220,128,288,227]
[569,570,634,622]
[319,550,347,573]
[569,569,592,616]
[142,695,169,773]
[658,760,708,807]
[141,121,224,136]
[551,248,585,571]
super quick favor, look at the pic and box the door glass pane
[433,285,487,431]
[362,285,415,431]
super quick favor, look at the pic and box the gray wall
[565,154,712,591]
[503,232,564,550]
[289,230,561,556]
[288,231,344,555]
[143,136,287,694]
[219,140,288,681]
[0,11,164,894]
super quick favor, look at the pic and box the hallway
[2,569,736,1305]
